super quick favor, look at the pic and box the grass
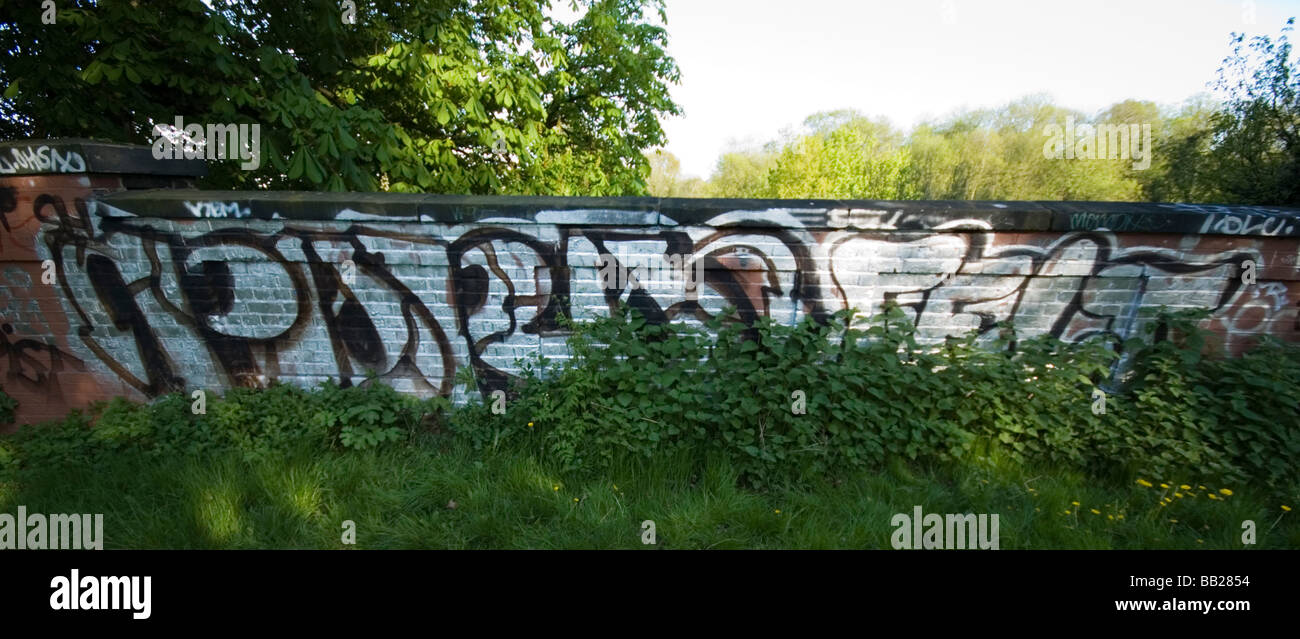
[1,433,1295,549]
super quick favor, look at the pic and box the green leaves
[339,424,404,450]
[0,380,439,471]
[0,0,680,196]
[1200,17,1300,206]
[487,302,1300,495]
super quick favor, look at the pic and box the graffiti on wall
[0,186,90,411]
[0,191,1297,413]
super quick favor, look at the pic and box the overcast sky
[656,0,1300,178]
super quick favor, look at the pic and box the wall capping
[96,189,1300,237]
[0,138,207,177]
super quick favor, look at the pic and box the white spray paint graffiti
[0,146,87,175]
[183,201,252,219]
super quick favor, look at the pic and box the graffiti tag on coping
[183,201,252,219]
[1068,212,1169,233]
[828,208,903,229]
[1158,203,1299,236]
[0,145,87,175]
[1198,212,1295,236]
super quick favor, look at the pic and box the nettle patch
[457,304,1300,492]
[0,380,447,475]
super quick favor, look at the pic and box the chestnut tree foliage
[0,0,682,195]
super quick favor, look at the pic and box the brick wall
[2,140,1298,428]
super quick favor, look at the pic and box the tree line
[650,18,1298,206]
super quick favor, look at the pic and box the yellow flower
[1136,479,1153,488]
[1071,501,1080,506]
[1160,483,1170,489]
[774,509,781,514]
[1090,509,1101,515]
[553,485,559,491]
[1283,505,1292,512]
[1219,488,1232,496]
[1174,493,1183,498]
[1064,510,1071,514]
[1107,514,1114,520]
[1170,519,1178,523]
[1180,485,1191,490]
[613,484,618,491]
[1208,493,1218,500]
[1199,485,1206,490]
[573,498,579,503]
[1197,539,1204,544]
[527,422,534,428]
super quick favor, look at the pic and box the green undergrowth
[0,303,1296,549]
[466,304,1300,495]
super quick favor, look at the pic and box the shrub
[0,380,448,471]
[498,303,1300,492]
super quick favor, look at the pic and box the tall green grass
[1,434,1293,549]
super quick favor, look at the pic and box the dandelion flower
[774,509,781,514]
[1071,501,1080,506]
[1160,483,1170,489]
[1174,493,1183,498]
[1219,488,1232,496]
[1107,515,1114,520]
[1170,519,1178,523]
[1117,514,1124,520]
[1208,494,1218,500]
[1180,485,1191,490]
[553,485,560,491]
[1090,509,1101,515]
[1199,485,1206,490]
[1136,479,1153,488]
[1197,539,1204,544]
[1283,505,1292,512]
[527,422,534,428]
[573,498,579,503]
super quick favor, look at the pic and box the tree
[1135,96,1220,203]
[705,144,776,198]
[645,149,706,197]
[0,0,681,195]
[761,110,914,199]
[901,96,1144,202]
[1203,17,1299,205]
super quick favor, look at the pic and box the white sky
[657,0,1300,178]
